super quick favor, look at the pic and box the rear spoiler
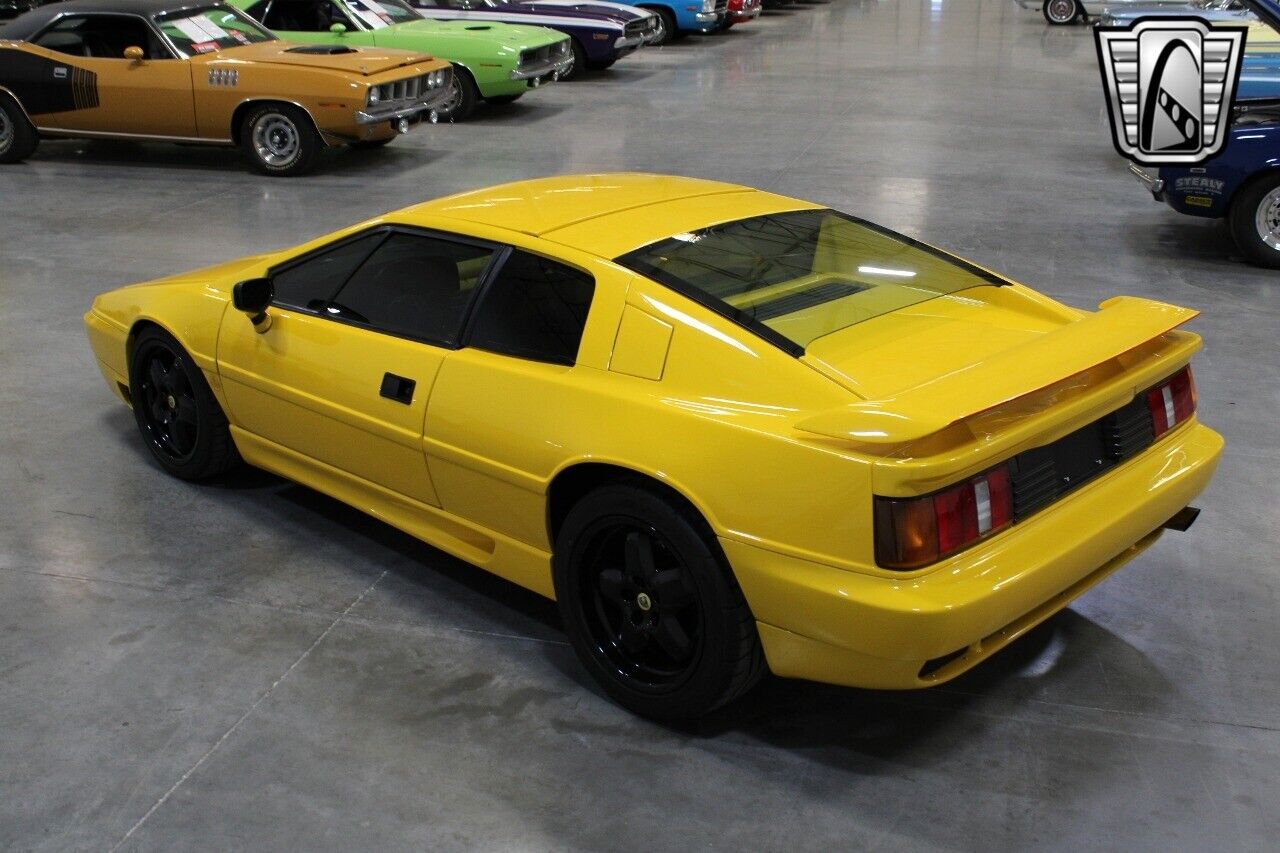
[795,296,1198,445]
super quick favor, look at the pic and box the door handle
[379,372,416,405]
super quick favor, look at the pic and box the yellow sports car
[83,174,1223,718]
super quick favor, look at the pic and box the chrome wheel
[1256,186,1280,252]
[440,77,464,116]
[1044,0,1077,23]
[251,112,300,169]
[0,107,13,156]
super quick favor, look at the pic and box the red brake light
[1146,366,1196,437]
[875,464,1014,570]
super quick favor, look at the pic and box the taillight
[874,465,1013,570]
[1146,366,1196,437]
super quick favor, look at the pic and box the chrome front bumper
[511,53,573,80]
[613,32,645,50]
[355,82,450,125]
[695,11,721,22]
[1129,163,1166,197]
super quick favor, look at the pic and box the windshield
[616,209,1004,353]
[346,0,420,27]
[155,5,274,55]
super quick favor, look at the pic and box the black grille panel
[1008,395,1156,523]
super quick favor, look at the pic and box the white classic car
[1016,0,1204,25]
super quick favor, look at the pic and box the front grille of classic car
[366,70,451,116]
[1008,394,1158,522]
[519,41,570,72]
[624,19,648,38]
[715,0,728,12]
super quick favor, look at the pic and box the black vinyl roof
[1,0,228,40]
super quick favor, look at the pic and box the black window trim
[266,223,507,350]
[613,208,1012,359]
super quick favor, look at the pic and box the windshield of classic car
[156,6,275,55]
[345,0,419,27]
[617,210,1003,351]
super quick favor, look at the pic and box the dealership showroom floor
[1,0,1278,850]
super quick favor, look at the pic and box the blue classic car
[406,0,658,73]
[1129,0,1280,266]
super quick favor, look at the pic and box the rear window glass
[616,209,1002,353]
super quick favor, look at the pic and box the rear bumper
[725,420,1223,689]
[1129,163,1165,199]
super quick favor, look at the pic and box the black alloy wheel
[582,524,703,687]
[128,327,239,480]
[554,483,765,719]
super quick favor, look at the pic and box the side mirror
[330,23,347,35]
[233,277,274,333]
[124,45,145,62]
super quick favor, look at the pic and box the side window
[272,231,386,311]
[35,15,168,59]
[327,231,494,346]
[467,250,595,365]
[258,1,346,32]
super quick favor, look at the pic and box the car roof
[400,173,817,258]
[0,0,225,41]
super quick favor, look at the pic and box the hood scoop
[285,45,359,55]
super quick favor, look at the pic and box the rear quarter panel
[1158,122,1280,218]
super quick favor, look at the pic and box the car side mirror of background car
[233,277,274,333]
[330,23,347,35]
[123,46,144,63]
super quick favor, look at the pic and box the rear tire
[240,103,321,177]
[438,67,480,122]
[128,327,240,481]
[1229,172,1280,269]
[553,483,765,719]
[0,93,38,164]
[1042,0,1080,24]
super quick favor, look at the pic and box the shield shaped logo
[1096,18,1248,165]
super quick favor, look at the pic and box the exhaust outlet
[1163,506,1201,532]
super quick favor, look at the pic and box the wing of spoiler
[794,296,1200,445]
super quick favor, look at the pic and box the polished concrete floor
[1,0,1278,850]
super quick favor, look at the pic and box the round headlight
[432,70,442,87]
[368,86,381,105]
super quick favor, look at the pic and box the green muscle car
[233,0,572,119]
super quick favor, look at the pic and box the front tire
[561,38,588,80]
[1229,173,1280,269]
[438,67,480,122]
[1043,0,1081,24]
[241,103,321,177]
[646,8,680,45]
[128,327,240,481]
[553,483,765,719]
[0,94,38,164]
